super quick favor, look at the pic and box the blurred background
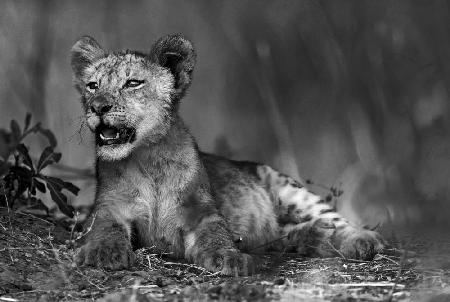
[1,0,449,231]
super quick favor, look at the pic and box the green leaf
[41,175,80,196]
[9,166,33,179]
[16,144,34,171]
[33,177,46,193]
[46,180,74,217]
[5,166,33,198]
[36,147,61,172]
[30,178,37,195]
[39,175,64,189]
[29,122,41,134]
[61,181,80,196]
[36,126,57,148]
[10,120,21,142]
[24,113,32,132]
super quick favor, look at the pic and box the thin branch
[163,261,220,277]
[14,209,55,225]
[47,230,70,286]
[0,247,56,252]
[74,211,97,241]
[326,240,347,260]
[387,248,408,302]
[69,210,80,241]
[321,282,406,288]
[247,234,288,252]
[376,254,399,266]
[73,269,107,291]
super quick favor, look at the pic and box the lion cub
[71,34,384,275]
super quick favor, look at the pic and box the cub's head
[70,34,196,161]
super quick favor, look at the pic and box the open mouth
[95,124,136,146]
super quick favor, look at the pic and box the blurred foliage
[0,114,79,217]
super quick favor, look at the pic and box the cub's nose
[90,96,113,115]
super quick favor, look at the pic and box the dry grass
[0,208,449,302]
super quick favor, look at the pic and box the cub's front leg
[183,210,254,276]
[76,204,134,270]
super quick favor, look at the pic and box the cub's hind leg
[257,165,385,260]
[182,189,255,276]
[280,218,336,257]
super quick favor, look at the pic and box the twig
[3,194,13,234]
[74,211,97,241]
[163,261,219,276]
[147,255,152,270]
[0,247,56,252]
[387,248,408,301]
[4,289,50,296]
[47,230,70,286]
[2,193,15,263]
[69,210,80,241]
[247,235,288,252]
[376,254,399,266]
[0,297,19,302]
[129,280,140,302]
[326,240,347,260]
[320,282,405,288]
[14,209,55,225]
[73,269,106,291]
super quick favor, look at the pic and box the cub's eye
[86,82,99,92]
[124,79,145,89]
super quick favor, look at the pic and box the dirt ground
[0,207,449,302]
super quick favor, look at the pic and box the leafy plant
[0,113,79,217]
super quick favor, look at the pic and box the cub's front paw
[76,239,135,270]
[338,229,385,260]
[200,249,255,276]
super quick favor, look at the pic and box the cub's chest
[131,172,184,253]
[132,172,179,220]
[130,164,184,205]
[129,158,198,204]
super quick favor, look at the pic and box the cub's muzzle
[95,123,136,146]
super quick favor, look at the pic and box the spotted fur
[71,34,384,275]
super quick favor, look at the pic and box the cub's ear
[71,36,105,80]
[150,34,196,99]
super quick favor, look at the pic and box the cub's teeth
[99,133,119,140]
